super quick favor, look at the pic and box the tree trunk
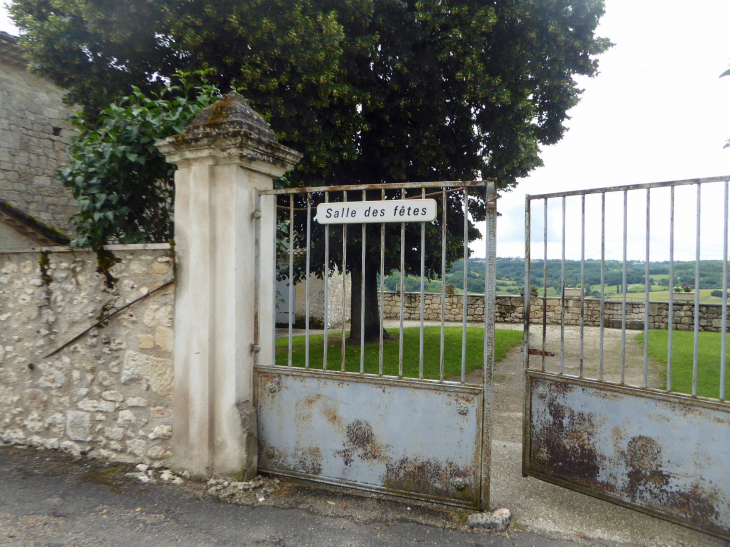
[350,259,384,342]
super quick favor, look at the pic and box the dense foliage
[12,0,609,336]
[12,0,610,190]
[59,72,219,248]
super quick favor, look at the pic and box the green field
[637,330,730,398]
[607,289,726,304]
[275,326,523,379]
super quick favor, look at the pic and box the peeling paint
[527,374,730,539]
[256,367,483,507]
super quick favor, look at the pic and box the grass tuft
[637,330,730,398]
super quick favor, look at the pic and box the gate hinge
[250,344,261,353]
[251,210,261,220]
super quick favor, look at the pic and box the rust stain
[620,436,720,523]
[531,379,724,531]
[294,447,323,476]
[663,483,721,524]
[347,420,374,448]
[322,404,344,430]
[335,419,387,467]
[531,380,607,491]
[383,457,474,501]
[451,394,475,404]
[591,390,622,401]
[623,435,671,502]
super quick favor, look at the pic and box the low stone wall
[382,292,729,332]
[0,244,175,464]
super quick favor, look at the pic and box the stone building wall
[0,244,175,464]
[295,268,351,328]
[0,32,79,235]
[382,292,730,332]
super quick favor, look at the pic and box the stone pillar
[156,92,301,478]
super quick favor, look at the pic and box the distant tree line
[380,258,729,294]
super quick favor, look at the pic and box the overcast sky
[2,2,729,264]
[490,0,730,263]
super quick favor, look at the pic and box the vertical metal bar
[667,187,674,391]
[481,182,496,509]
[522,193,531,480]
[399,189,406,377]
[722,180,728,401]
[420,187,426,380]
[342,191,348,372]
[462,186,469,383]
[440,188,447,382]
[524,195,531,372]
[621,189,628,384]
[379,189,385,376]
[305,193,311,369]
[560,196,565,375]
[323,192,330,370]
[542,198,548,372]
[693,183,701,396]
[272,196,277,365]
[254,189,261,367]
[288,194,294,367]
[580,195,585,378]
[599,193,605,382]
[360,190,366,374]
[643,188,650,389]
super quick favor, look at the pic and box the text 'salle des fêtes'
[316,200,437,224]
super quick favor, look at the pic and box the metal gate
[254,180,496,509]
[523,176,730,539]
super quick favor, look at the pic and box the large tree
[12,0,610,339]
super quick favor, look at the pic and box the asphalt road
[0,446,622,547]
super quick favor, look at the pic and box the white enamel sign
[316,199,437,224]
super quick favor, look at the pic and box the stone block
[147,446,172,460]
[467,508,510,532]
[78,398,116,413]
[137,334,155,349]
[66,411,92,441]
[148,425,172,440]
[105,427,125,441]
[126,439,147,458]
[121,351,173,398]
[155,326,173,353]
[127,397,148,407]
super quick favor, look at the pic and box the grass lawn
[275,326,523,380]
[637,330,730,398]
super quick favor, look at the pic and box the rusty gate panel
[256,366,484,507]
[525,372,730,539]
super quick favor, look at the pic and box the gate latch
[527,348,555,357]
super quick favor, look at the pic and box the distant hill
[381,257,726,294]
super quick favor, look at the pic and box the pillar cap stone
[155,91,302,176]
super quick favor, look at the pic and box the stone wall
[0,244,175,464]
[382,292,730,332]
[0,33,79,235]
